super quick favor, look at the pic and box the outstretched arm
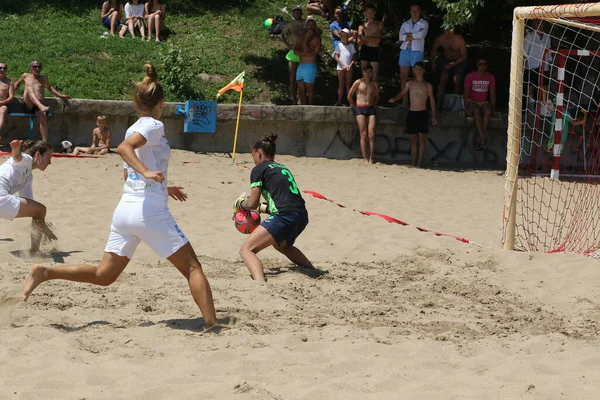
[389,83,409,103]
[10,140,22,162]
[44,77,70,100]
[13,74,27,94]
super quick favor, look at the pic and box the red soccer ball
[234,210,261,234]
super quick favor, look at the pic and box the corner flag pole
[232,89,244,164]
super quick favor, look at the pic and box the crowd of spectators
[101,0,166,43]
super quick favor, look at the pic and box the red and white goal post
[504,3,600,255]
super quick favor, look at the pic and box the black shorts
[405,110,429,134]
[354,105,376,117]
[440,54,467,76]
[524,67,551,87]
[359,45,379,62]
[261,211,309,246]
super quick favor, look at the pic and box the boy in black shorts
[389,61,436,167]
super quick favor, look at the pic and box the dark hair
[22,140,52,157]
[414,61,425,69]
[134,64,164,113]
[362,64,373,71]
[364,3,376,11]
[253,133,278,157]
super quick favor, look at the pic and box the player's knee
[96,271,118,286]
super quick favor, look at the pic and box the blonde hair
[133,64,164,113]
[96,115,108,122]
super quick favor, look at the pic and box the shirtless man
[13,61,71,142]
[431,29,468,109]
[389,61,437,168]
[281,5,306,105]
[294,17,322,105]
[358,4,383,82]
[73,115,112,155]
[348,65,380,164]
[0,62,15,137]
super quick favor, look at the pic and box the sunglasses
[477,62,488,66]
[31,65,42,69]
[0,67,7,70]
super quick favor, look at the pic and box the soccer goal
[504,3,600,254]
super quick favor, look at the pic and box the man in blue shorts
[281,5,305,105]
[398,4,428,107]
[295,17,321,105]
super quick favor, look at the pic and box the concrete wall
[2,98,509,167]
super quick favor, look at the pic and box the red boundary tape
[302,190,472,245]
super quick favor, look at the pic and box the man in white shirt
[398,4,429,107]
[524,19,552,114]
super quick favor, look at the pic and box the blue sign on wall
[178,100,216,133]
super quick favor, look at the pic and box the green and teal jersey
[250,160,306,215]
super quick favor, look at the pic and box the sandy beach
[1,150,600,399]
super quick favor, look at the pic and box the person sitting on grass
[119,0,146,40]
[73,115,112,156]
[101,0,124,36]
[145,0,166,43]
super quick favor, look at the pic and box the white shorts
[0,195,21,220]
[104,201,189,259]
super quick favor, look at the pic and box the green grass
[0,0,413,104]
[0,0,332,103]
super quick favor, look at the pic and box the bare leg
[38,112,48,142]
[98,148,109,155]
[297,80,307,105]
[146,16,154,41]
[0,105,6,136]
[306,82,315,105]
[23,251,130,301]
[23,88,49,113]
[418,132,427,168]
[437,72,449,109]
[72,147,89,156]
[482,106,491,145]
[371,61,380,83]
[127,20,135,37]
[410,134,418,166]
[136,20,145,40]
[239,225,277,281]
[288,61,298,105]
[274,242,314,269]
[168,242,217,327]
[153,14,161,42]
[367,115,376,163]
[356,114,369,163]
[473,105,484,144]
[453,74,464,95]
[110,13,118,35]
[15,198,57,253]
[399,65,410,106]
[344,70,353,104]
[337,70,345,104]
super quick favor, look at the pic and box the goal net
[504,3,600,254]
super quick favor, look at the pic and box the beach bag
[269,16,287,36]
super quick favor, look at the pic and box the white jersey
[121,117,170,206]
[124,2,145,18]
[0,154,34,199]
[335,42,356,71]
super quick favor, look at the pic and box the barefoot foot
[23,265,46,301]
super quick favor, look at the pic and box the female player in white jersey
[23,64,221,330]
[0,139,57,253]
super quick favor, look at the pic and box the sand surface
[1,151,600,399]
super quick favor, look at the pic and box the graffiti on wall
[324,129,499,163]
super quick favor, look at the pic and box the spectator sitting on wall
[13,60,71,142]
[464,56,496,151]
